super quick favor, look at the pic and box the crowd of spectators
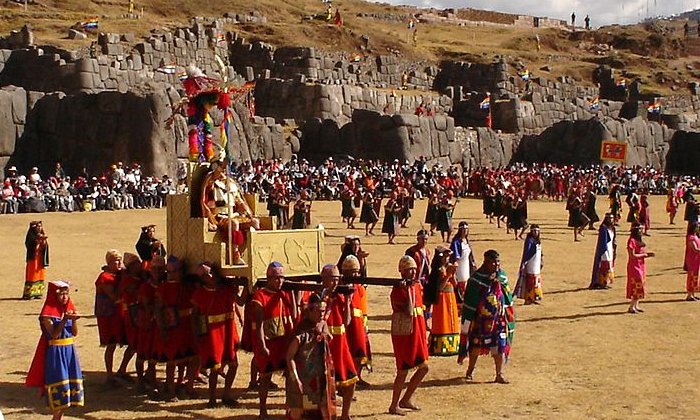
[1,162,176,214]
[2,156,698,215]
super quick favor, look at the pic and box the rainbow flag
[81,17,99,29]
[647,101,661,114]
[589,97,600,111]
[479,96,490,110]
[176,70,187,81]
[157,64,177,75]
[220,107,234,160]
[615,78,627,87]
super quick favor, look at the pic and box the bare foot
[388,406,407,416]
[399,400,421,410]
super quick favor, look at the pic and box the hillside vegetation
[2,0,700,94]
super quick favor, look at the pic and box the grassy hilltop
[1,0,699,94]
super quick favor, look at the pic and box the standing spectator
[53,162,66,180]
[571,11,576,26]
[584,15,590,30]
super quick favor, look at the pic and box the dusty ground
[0,195,698,419]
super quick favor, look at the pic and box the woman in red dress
[191,262,248,407]
[388,255,429,415]
[626,223,655,313]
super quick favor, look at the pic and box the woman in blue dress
[26,280,83,419]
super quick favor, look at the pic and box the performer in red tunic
[135,255,163,393]
[154,256,197,400]
[95,249,133,385]
[118,253,142,380]
[191,262,249,407]
[252,262,297,419]
[389,255,430,415]
[340,255,371,385]
[320,264,358,419]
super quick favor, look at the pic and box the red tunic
[345,289,369,366]
[135,281,157,360]
[154,281,196,362]
[118,274,141,348]
[390,283,429,371]
[191,285,240,369]
[95,271,126,346]
[325,293,358,387]
[251,288,295,374]
[239,299,254,353]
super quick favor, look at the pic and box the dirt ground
[1,195,698,419]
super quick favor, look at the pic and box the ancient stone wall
[254,78,451,126]
[666,131,700,174]
[0,84,289,180]
[512,116,673,168]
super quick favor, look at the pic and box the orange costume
[346,288,370,368]
[325,292,359,387]
[390,282,429,370]
[23,221,49,300]
[251,287,296,373]
[191,284,240,369]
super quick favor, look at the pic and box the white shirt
[601,227,615,265]
[524,242,542,275]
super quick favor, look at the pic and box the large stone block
[0,91,16,155]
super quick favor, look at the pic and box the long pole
[226,157,234,265]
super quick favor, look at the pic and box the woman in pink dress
[626,223,655,314]
[685,222,700,301]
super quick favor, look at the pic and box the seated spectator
[1,179,18,214]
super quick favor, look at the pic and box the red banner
[600,140,627,163]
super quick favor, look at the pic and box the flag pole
[224,104,234,266]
